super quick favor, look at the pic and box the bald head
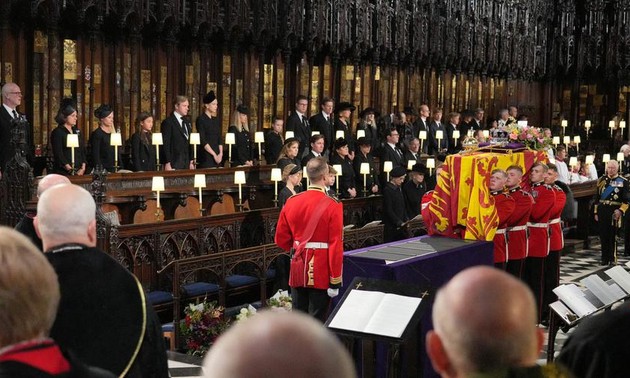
[37,174,71,197]
[34,184,97,251]
[203,311,356,378]
[427,267,542,377]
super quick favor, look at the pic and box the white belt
[507,225,527,232]
[549,218,561,225]
[305,242,328,249]
[495,228,507,235]
[527,222,548,228]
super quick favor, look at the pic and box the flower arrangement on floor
[266,289,293,311]
[235,304,257,322]
[179,301,230,357]
[505,123,552,151]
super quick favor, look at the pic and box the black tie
[395,147,402,157]
[302,116,308,129]
[181,118,189,138]
[12,110,18,119]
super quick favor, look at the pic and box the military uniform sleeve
[274,208,293,251]
[327,200,344,289]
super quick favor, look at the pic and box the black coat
[301,151,322,167]
[383,182,409,242]
[277,156,301,172]
[329,153,355,199]
[334,118,354,152]
[88,127,117,172]
[380,143,405,173]
[310,112,334,151]
[413,118,429,154]
[161,113,192,169]
[403,150,422,169]
[227,125,255,165]
[0,106,16,172]
[264,131,283,164]
[50,125,86,175]
[285,112,311,158]
[353,151,378,194]
[196,113,222,168]
[402,179,427,218]
[445,122,460,154]
[357,122,380,152]
[130,132,157,171]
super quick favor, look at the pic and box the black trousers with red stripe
[541,250,561,321]
[523,256,545,324]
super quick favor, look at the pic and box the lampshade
[333,164,342,176]
[584,120,591,128]
[426,158,436,169]
[189,132,200,145]
[194,174,206,188]
[435,130,443,139]
[482,130,489,138]
[335,130,345,140]
[270,168,282,182]
[548,157,556,164]
[303,166,308,178]
[585,155,595,165]
[383,161,393,173]
[285,131,294,139]
[452,130,460,139]
[517,120,528,128]
[609,120,615,129]
[152,176,165,191]
[419,130,427,140]
[621,121,627,129]
[357,130,365,139]
[603,154,611,163]
[66,134,79,148]
[255,131,265,143]
[569,157,578,167]
[618,152,625,162]
[311,131,320,136]
[110,133,122,146]
[152,133,163,145]
[234,171,246,185]
[561,120,568,127]
[563,136,570,144]
[360,162,370,175]
[225,132,236,145]
[573,136,581,144]
[552,136,560,145]
[407,160,416,170]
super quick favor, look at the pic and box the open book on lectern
[326,277,431,342]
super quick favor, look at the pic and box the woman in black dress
[276,138,301,171]
[227,105,255,166]
[278,163,303,208]
[329,138,356,199]
[130,112,156,171]
[334,102,356,160]
[197,91,223,168]
[50,98,86,175]
[88,104,118,172]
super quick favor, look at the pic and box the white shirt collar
[3,103,16,116]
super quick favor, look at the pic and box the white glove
[327,288,339,298]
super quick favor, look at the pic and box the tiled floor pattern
[167,238,626,377]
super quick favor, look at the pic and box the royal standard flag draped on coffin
[426,150,547,241]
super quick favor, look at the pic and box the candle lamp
[152,133,163,171]
[419,130,427,152]
[66,134,79,175]
[360,162,370,197]
[255,131,265,163]
[452,130,460,147]
[234,171,246,211]
[383,161,393,182]
[311,131,320,136]
[585,155,595,165]
[573,136,581,153]
[303,166,309,187]
[617,152,625,163]
[190,132,200,168]
[225,132,236,167]
[561,120,568,135]
[517,121,528,128]
[426,158,436,176]
[563,136,570,149]
[584,120,591,139]
[609,120,615,137]
[435,130,443,151]
[552,136,560,147]
[603,154,611,164]
[194,174,206,216]
[285,131,295,139]
[482,130,489,140]
[333,164,342,193]
[152,176,165,220]
[407,160,416,170]
[569,156,578,168]
[335,130,345,140]
[110,132,122,172]
[271,168,282,207]
[357,130,366,139]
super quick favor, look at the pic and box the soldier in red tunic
[541,163,567,324]
[489,169,515,269]
[504,165,534,278]
[524,162,556,323]
[275,157,344,322]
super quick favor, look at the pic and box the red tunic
[527,182,556,258]
[549,185,566,252]
[506,186,534,260]
[275,186,344,290]
[492,191,516,263]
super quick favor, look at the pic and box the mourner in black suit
[403,164,427,218]
[197,91,223,168]
[428,108,448,155]
[445,111,462,154]
[161,95,193,170]
[0,83,32,177]
[309,97,335,153]
[130,112,157,171]
[403,138,422,169]
[88,104,118,172]
[329,138,356,199]
[227,104,256,166]
[50,99,87,175]
[285,95,311,159]
[353,137,379,196]
[334,102,356,158]
[415,105,431,154]
[383,166,409,242]
[301,134,326,167]
[357,107,381,153]
[380,128,405,185]
[265,117,284,165]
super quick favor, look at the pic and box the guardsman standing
[541,163,567,325]
[504,165,534,278]
[489,169,515,269]
[275,157,344,322]
[594,160,629,266]
[524,162,556,323]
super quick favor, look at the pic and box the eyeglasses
[9,92,22,95]
[390,133,399,136]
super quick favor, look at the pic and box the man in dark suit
[380,128,404,186]
[302,134,326,167]
[403,138,422,168]
[415,104,431,154]
[309,97,334,155]
[285,95,311,159]
[445,111,461,154]
[428,108,448,155]
[472,108,484,130]
[383,166,409,242]
[161,95,193,170]
[0,83,29,178]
